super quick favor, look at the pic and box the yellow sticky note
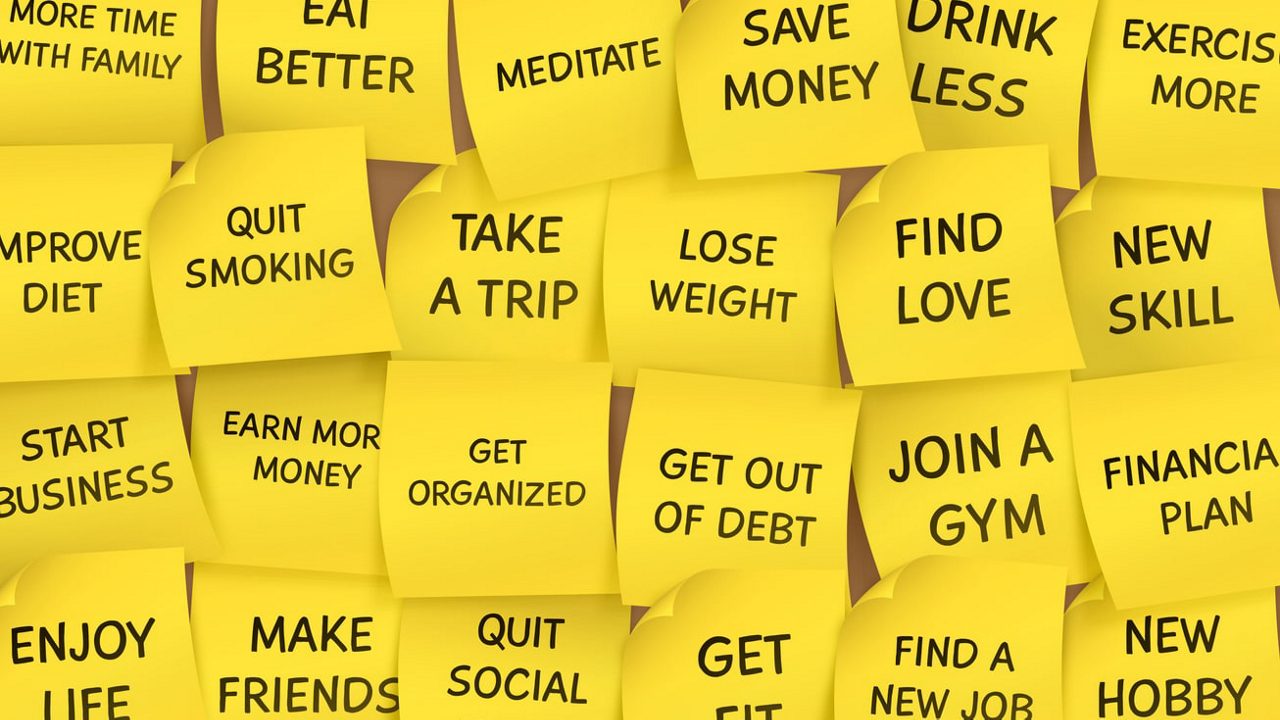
[1070,359,1280,608]
[604,166,841,387]
[1088,1,1280,187]
[624,569,847,720]
[853,372,1098,583]
[454,0,684,199]
[675,0,922,178]
[0,549,205,720]
[0,144,175,383]
[616,369,860,606]
[0,0,204,158]
[400,594,629,718]
[189,563,401,718]
[380,361,618,598]
[1064,581,1280,720]
[191,353,387,576]
[1058,177,1280,380]
[836,556,1065,720]
[386,150,608,362]
[149,127,399,367]
[898,0,1097,188]
[834,146,1082,386]
[0,375,218,585]
[217,0,454,164]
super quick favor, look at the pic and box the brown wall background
[177,1,1280,617]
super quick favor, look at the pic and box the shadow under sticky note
[191,353,389,577]
[836,556,1065,720]
[0,375,218,585]
[216,0,454,164]
[400,593,629,718]
[0,0,205,158]
[189,563,402,718]
[616,369,860,606]
[835,145,1082,386]
[1058,177,1280,380]
[1069,359,1280,609]
[0,548,206,720]
[624,568,847,720]
[675,0,923,178]
[853,371,1098,584]
[0,143,176,384]
[148,127,400,367]
[380,361,619,598]
[386,149,609,362]
[1064,580,1280,719]
[604,165,841,387]
[453,0,686,199]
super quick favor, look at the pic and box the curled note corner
[1055,175,1101,226]
[0,547,188,610]
[849,550,1070,607]
[1065,577,1108,612]
[0,560,32,609]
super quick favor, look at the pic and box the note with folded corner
[400,594,629,718]
[853,371,1097,583]
[386,150,608,362]
[834,146,1082,386]
[897,0,1097,188]
[1070,359,1280,608]
[0,548,206,720]
[1088,0,1280,187]
[675,0,922,178]
[217,0,453,164]
[604,165,840,387]
[0,144,175,383]
[1064,581,1280,720]
[0,0,204,158]
[0,375,218,585]
[1058,177,1280,380]
[191,353,387,576]
[624,568,847,720]
[149,127,399,367]
[189,563,401,718]
[616,369,859,606]
[380,361,618,598]
[453,0,685,198]
[836,556,1064,720]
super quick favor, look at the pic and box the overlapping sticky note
[217,0,453,164]
[1088,1,1280,188]
[191,353,387,576]
[189,563,401,718]
[1064,581,1280,720]
[675,0,922,177]
[380,361,618,598]
[834,146,1082,386]
[0,375,217,584]
[453,0,685,198]
[604,165,840,387]
[386,150,609,362]
[148,127,399,367]
[1058,177,1280,379]
[1070,359,1280,608]
[0,548,205,720]
[0,144,175,383]
[853,372,1097,583]
[836,556,1064,720]
[400,594,629,718]
[897,0,1097,188]
[616,369,859,606]
[624,569,847,720]
[0,0,205,158]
